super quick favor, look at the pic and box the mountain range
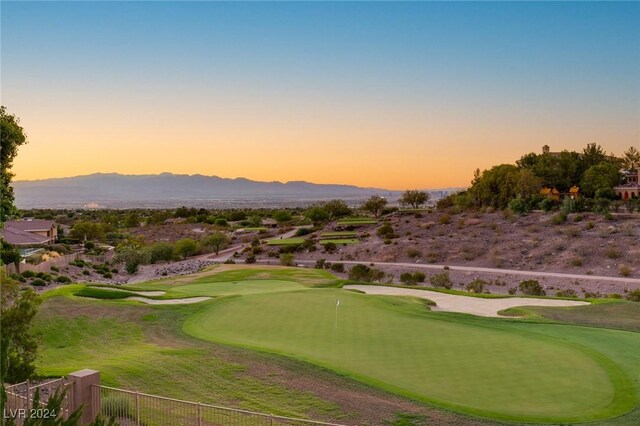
[14,173,418,208]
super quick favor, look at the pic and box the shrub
[55,275,72,283]
[439,214,451,225]
[413,272,426,283]
[70,259,87,268]
[295,227,312,236]
[148,242,175,263]
[400,272,416,285]
[50,265,59,272]
[245,254,256,264]
[555,289,577,298]
[465,279,486,293]
[21,270,36,278]
[406,248,422,259]
[31,278,46,287]
[429,272,453,289]
[508,287,517,295]
[315,259,326,269]
[82,269,91,276]
[570,257,583,267]
[573,214,583,222]
[619,265,632,277]
[102,272,113,279]
[508,197,530,215]
[519,280,546,296]
[626,289,640,302]
[551,213,567,225]
[606,247,622,259]
[376,223,395,239]
[330,263,345,273]
[348,264,384,282]
[324,242,337,254]
[279,253,295,266]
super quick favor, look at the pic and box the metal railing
[93,385,347,426]
[4,378,74,424]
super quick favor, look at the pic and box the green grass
[240,227,268,232]
[74,287,135,299]
[183,287,637,423]
[319,239,360,245]
[35,266,640,424]
[266,238,305,246]
[336,218,377,226]
[319,232,358,238]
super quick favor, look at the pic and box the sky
[2,1,639,190]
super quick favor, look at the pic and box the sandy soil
[126,296,211,305]
[345,284,588,317]
[94,287,166,297]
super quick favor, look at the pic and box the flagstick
[335,300,339,329]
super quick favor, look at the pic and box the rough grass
[74,287,134,299]
[320,232,358,238]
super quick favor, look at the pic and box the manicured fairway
[337,219,377,226]
[319,239,360,245]
[183,287,636,423]
[320,232,358,238]
[266,237,305,245]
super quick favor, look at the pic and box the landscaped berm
[36,265,640,425]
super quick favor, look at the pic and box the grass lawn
[336,218,377,226]
[319,239,360,245]
[266,237,305,246]
[35,266,640,424]
[320,232,358,238]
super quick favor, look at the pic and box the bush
[538,198,555,212]
[330,263,345,273]
[82,269,91,276]
[400,272,416,285]
[21,270,36,278]
[413,272,426,283]
[508,287,517,295]
[279,253,295,266]
[314,259,326,269]
[406,248,422,259]
[31,278,46,287]
[245,254,256,264]
[10,273,26,283]
[295,227,313,236]
[429,272,453,289]
[348,264,385,282]
[439,214,451,225]
[70,259,87,268]
[627,289,640,302]
[50,265,59,272]
[102,272,113,279]
[148,242,175,263]
[465,279,486,293]
[324,242,337,254]
[519,280,546,296]
[508,197,530,215]
[619,265,632,277]
[55,275,72,283]
[551,212,567,225]
[377,223,395,239]
[555,289,577,298]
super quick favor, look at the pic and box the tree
[279,253,295,266]
[174,238,198,259]
[622,146,640,172]
[581,143,607,170]
[1,106,28,222]
[273,211,292,224]
[114,246,150,274]
[203,231,229,255]
[581,163,622,198]
[124,212,140,228]
[147,242,175,263]
[305,206,329,224]
[323,200,351,220]
[1,272,41,383]
[69,222,105,241]
[400,190,430,209]
[361,195,387,218]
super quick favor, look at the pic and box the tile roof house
[1,220,58,246]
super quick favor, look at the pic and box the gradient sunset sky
[2,2,639,190]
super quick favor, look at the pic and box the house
[539,187,560,200]
[261,218,278,228]
[614,170,639,200]
[2,219,58,246]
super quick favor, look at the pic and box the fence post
[270,413,274,426]
[68,369,100,425]
[26,380,31,412]
[135,391,140,426]
[197,402,202,426]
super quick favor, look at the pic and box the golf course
[34,265,640,425]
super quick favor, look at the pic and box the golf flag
[336,299,340,307]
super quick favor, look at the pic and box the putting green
[184,288,634,422]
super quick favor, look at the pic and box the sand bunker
[126,296,212,305]
[344,285,588,317]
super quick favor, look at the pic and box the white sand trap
[345,285,588,317]
[95,287,166,297]
[126,296,211,305]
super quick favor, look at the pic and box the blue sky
[2,1,639,188]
